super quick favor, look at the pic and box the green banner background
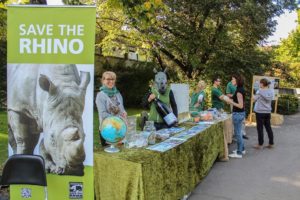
[8,6,96,64]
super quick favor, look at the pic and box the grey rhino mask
[154,68,168,94]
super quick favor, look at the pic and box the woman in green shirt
[190,80,206,115]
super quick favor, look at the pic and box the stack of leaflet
[197,121,216,125]
[147,124,211,152]
[156,127,186,135]
[155,127,186,140]
[146,138,186,152]
[172,124,210,140]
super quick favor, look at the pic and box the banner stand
[7,5,96,200]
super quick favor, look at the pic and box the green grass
[0,108,144,170]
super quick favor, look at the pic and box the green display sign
[8,5,95,64]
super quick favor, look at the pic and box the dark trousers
[256,113,274,145]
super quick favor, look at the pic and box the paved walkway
[189,112,300,200]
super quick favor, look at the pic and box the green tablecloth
[94,120,226,200]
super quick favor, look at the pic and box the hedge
[277,94,299,115]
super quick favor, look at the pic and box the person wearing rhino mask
[142,68,178,130]
[96,71,127,146]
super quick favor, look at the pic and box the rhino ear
[79,71,90,90]
[163,68,168,73]
[39,74,57,95]
[153,68,158,74]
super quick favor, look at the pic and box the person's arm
[214,88,227,102]
[259,90,273,101]
[169,90,178,117]
[226,93,233,98]
[141,90,152,108]
[219,94,230,102]
[253,90,260,102]
[229,92,244,109]
[95,92,112,121]
[253,95,259,102]
[219,94,226,101]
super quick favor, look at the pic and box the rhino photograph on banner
[7,5,96,200]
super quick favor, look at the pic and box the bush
[277,94,299,115]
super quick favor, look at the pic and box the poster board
[249,75,280,122]
[170,83,190,123]
[7,5,95,199]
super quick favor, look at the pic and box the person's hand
[148,93,156,102]
[223,95,233,104]
[226,94,233,98]
[194,102,200,108]
[226,99,233,105]
[223,95,230,102]
[120,112,127,119]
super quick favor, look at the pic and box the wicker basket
[271,113,284,125]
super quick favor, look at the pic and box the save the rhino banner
[7,5,95,200]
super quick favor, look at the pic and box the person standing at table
[227,75,249,140]
[95,71,127,146]
[211,76,230,110]
[190,80,206,115]
[253,78,274,149]
[142,69,178,130]
[227,74,246,158]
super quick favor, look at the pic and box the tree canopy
[273,9,300,87]
[96,0,298,85]
[0,0,299,109]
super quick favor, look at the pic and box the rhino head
[39,67,90,176]
[154,68,168,94]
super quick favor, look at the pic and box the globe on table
[101,116,127,153]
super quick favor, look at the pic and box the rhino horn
[79,71,90,90]
[39,74,57,95]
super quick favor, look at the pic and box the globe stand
[104,144,120,153]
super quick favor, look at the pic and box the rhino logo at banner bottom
[21,188,31,198]
[69,182,83,199]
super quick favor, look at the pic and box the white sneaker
[228,152,243,158]
[232,149,246,155]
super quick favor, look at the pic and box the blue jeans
[232,112,245,155]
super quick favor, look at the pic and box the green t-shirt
[190,90,206,112]
[211,86,224,110]
[226,81,236,95]
[149,87,171,123]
